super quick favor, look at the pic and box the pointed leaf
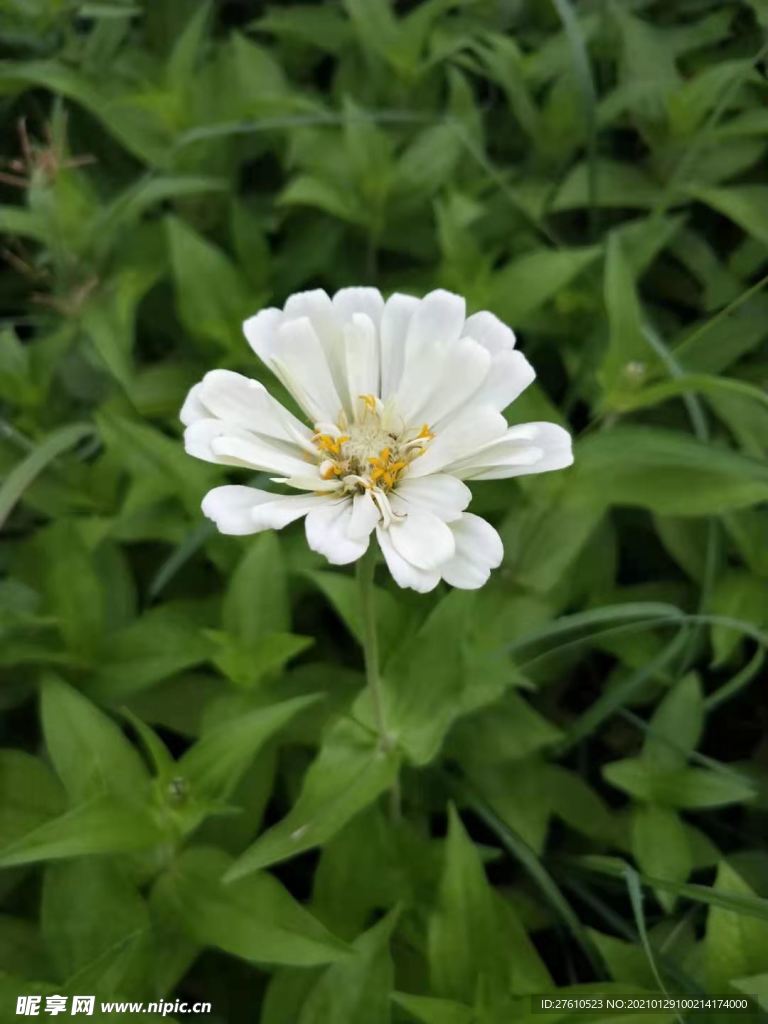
[153,847,349,967]
[227,719,399,878]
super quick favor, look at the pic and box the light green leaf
[572,427,768,515]
[226,718,399,878]
[222,534,290,649]
[178,694,320,802]
[710,570,768,667]
[0,424,93,531]
[489,246,600,323]
[631,804,691,913]
[706,862,768,989]
[306,570,404,651]
[166,216,251,349]
[428,806,550,1003]
[0,796,165,869]
[392,993,473,1024]
[153,846,349,967]
[600,231,652,398]
[87,603,213,701]
[381,590,472,766]
[40,675,148,802]
[41,858,150,996]
[297,912,396,1024]
[642,674,704,772]
[0,751,65,847]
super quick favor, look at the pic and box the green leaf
[96,409,212,509]
[656,768,756,809]
[0,751,65,846]
[40,676,148,802]
[642,674,704,772]
[600,231,652,397]
[209,631,313,689]
[178,694,320,802]
[0,424,93,531]
[0,916,51,980]
[488,246,600,323]
[226,718,400,878]
[392,993,473,1024]
[41,858,150,997]
[166,216,251,350]
[297,912,396,1024]
[604,758,755,809]
[222,534,290,649]
[88,603,213,701]
[706,862,768,989]
[572,427,768,515]
[41,522,105,659]
[710,570,768,667]
[380,590,472,766]
[153,846,349,967]
[428,806,550,1003]
[0,796,165,869]
[306,570,404,651]
[690,185,768,248]
[631,804,691,913]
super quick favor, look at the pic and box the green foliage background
[1,0,768,1021]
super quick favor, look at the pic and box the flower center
[313,394,433,493]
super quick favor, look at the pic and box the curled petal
[440,513,504,589]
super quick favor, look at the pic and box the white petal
[475,349,535,411]
[407,406,508,478]
[202,486,327,536]
[452,421,574,480]
[348,491,381,542]
[283,289,339,352]
[272,317,344,424]
[185,419,257,466]
[440,514,504,589]
[276,474,343,493]
[243,308,282,364]
[461,311,516,355]
[332,287,384,328]
[394,337,491,428]
[211,433,316,478]
[343,313,379,408]
[185,419,312,476]
[404,289,466,369]
[392,474,471,523]
[380,292,419,399]
[387,508,455,571]
[376,525,441,593]
[305,499,369,565]
[199,369,314,449]
[180,382,208,426]
[251,491,332,531]
[282,289,346,399]
[202,486,267,535]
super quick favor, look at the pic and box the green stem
[356,548,401,821]
[356,546,389,750]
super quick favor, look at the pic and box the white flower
[181,288,573,592]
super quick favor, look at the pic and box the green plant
[1,1,768,1021]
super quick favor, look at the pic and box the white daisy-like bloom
[181,288,573,593]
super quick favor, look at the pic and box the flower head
[181,288,573,592]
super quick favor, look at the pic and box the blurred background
[1,1,768,1022]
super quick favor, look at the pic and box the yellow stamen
[360,393,377,412]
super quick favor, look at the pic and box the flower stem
[356,546,388,750]
[356,547,402,821]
